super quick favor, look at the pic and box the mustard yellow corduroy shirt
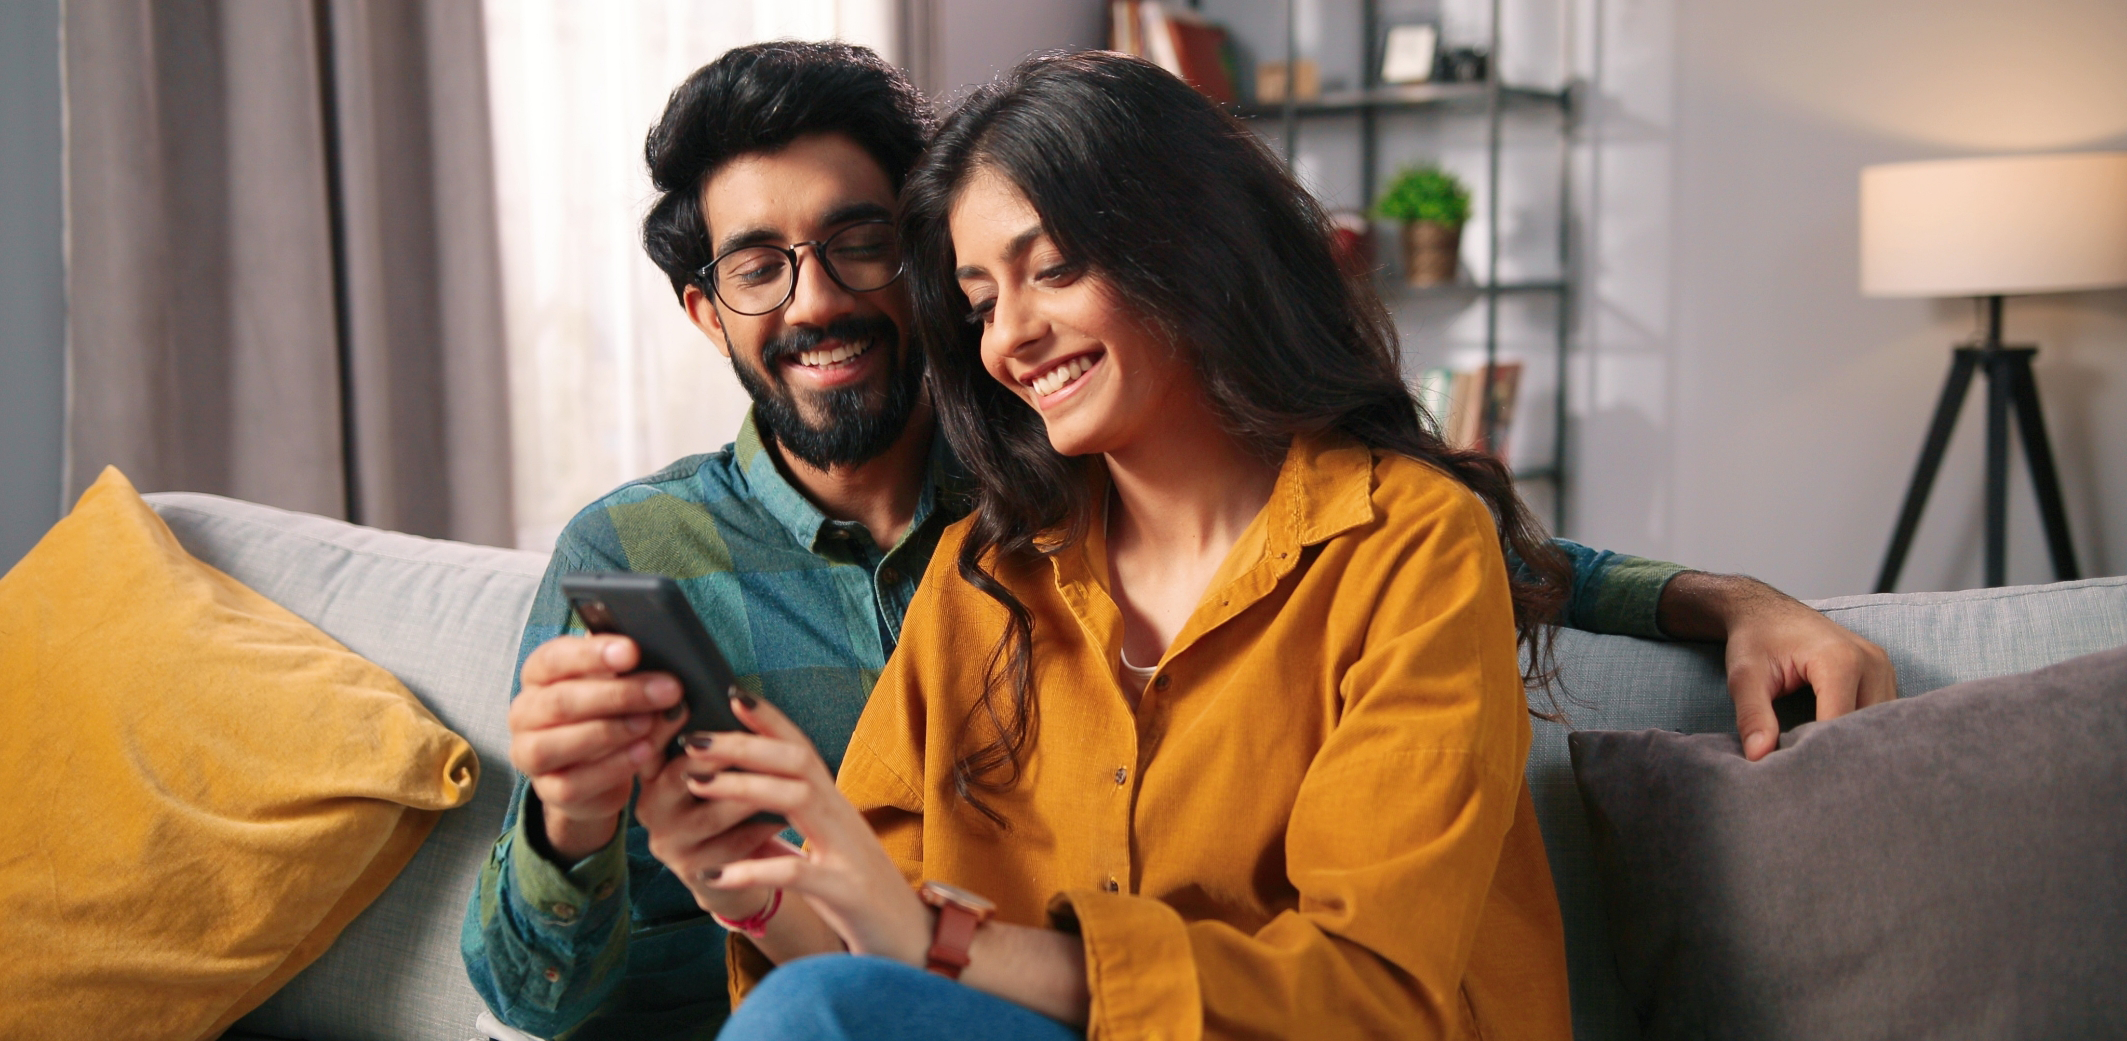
[743,435,1570,1040]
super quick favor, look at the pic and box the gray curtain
[63,0,514,546]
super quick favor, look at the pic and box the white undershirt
[1118,646,1158,686]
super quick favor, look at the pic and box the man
[462,41,1893,1041]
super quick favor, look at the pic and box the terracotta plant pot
[1400,220,1462,287]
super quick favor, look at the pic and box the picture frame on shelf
[1381,24,1438,85]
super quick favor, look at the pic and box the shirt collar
[1268,432,1377,553]
[1042,432,1379,671]
[1048,433,1377,592]
[728,408,966,555]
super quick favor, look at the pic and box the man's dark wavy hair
[641,41,933,301]
[900,51,1572,826]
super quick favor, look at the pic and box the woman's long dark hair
[901,51,1570,825]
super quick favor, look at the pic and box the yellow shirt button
[1154,674,1171,691]
[1103,878,1120,892]
[1114,766,1128,785]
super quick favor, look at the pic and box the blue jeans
[717,955,1084,1041]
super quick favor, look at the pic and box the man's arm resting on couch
[1655,570,1897,761]
[1535,538,1897,762]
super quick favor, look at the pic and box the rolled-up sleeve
[1528,537,1688,639]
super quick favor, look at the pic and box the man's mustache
[758,315,901,370]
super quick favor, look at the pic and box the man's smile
[779,336,883,391]
[791,339,876,369]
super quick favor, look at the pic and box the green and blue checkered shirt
[461,410,1684,1041]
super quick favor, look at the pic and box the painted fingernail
[703,867,722,881]
[684,733,714,751]
[731,691,758,710]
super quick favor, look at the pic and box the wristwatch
[916,880,996,980]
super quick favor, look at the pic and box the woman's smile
[1021,350,1104,407]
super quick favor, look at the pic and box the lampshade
[1860,151,2127,298]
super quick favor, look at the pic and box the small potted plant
[1374,164,1470,287]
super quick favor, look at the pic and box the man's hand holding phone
[509,635,689,862]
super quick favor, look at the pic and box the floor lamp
[1861,152,2127,592]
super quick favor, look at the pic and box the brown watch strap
[925,903,982,980]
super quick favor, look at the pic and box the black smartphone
[560,571,784,825]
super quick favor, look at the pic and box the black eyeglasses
[697,219,905,316]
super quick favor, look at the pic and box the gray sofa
[146,491,2127,1041]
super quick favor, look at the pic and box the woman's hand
[676,695,935,966]
[634,738,794,923]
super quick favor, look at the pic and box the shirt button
[550,902,578,922]
[878,566,902,585]
[542,966,561,983]
[1103,877,1120,893]
[1114,766,1128,785]
[1154,674,1171,691]
[592,880,616,901]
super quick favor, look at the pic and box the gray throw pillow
[1569,644,2127,1040]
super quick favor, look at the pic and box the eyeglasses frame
[695,218,906,317]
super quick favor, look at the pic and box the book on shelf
[1411,361,1522,460]
[1109,1,1237,104]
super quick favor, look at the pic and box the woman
[637,51,1575,1040]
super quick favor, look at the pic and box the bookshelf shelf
[1231,81,1567,119]
[1383,278,1567,300]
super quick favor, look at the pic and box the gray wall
[932,0,1104,98]
[0,0,66,573]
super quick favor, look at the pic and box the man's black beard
[731,314,923,470]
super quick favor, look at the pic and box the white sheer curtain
[484,1,897,550]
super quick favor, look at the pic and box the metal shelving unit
[1239,0,1576,532]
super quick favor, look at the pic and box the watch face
[921,880,996,913]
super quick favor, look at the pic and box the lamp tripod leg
[1876,348,1980,593]
[2005,350,2081,581]
[1984,351,2010,587]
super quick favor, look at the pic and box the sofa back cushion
[1529,575,2127,1039]
[147,493,546,1041]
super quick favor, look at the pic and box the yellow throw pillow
[0,468,478,1041]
